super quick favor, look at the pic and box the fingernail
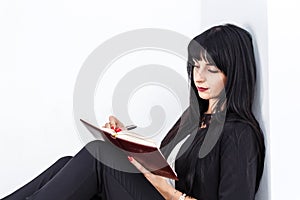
[127,156,133,162]
[115,128,122,132]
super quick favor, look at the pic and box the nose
[193,67,205,83]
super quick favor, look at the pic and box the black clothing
[2,114,264,200]
[175,119,260,200]
[3,141,164,200]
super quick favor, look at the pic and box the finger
[103,122,111,129]
[128,156,149,174]
[109,121,116,129]
[108,116,118,129]
[109,116,125,129]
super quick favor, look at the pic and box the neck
[206,99,217,114]
[205,108,213,114]
[207,98,226,114]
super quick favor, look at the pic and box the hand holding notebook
[80,119,178,180]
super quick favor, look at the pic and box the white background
[0,0,299,199]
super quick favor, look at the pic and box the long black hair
[160,23,265,194]
[188,24,259,120]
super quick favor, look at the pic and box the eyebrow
[206,63,216,66]
[193,58,215,66]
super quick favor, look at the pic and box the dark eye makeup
[208,69,220,73]
[192,58,221,73]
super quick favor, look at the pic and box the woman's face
[193,58,227,101]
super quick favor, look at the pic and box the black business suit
[2,140,164,200]
[2,113,264,200]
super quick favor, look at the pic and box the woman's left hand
[128,156,173,198]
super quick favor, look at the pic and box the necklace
[200,114,212,129]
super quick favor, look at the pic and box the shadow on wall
[200,0,270,199]
[250,27,270,200]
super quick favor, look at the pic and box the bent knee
[55,156,73,165]
[84,140,121,159]
[84,140,106,150]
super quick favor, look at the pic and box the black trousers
[2,141,164,200]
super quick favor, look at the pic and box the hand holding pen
[103,115,137,132]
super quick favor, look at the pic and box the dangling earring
[200,120,207,129]
[200,116,206,128]
[199,115,211,129]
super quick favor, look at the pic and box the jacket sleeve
[218,124,259,200]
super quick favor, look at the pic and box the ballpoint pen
[125,125,137,130]
[114,125,137,132]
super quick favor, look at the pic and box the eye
[208,69,219,73]
[207,65,220,73]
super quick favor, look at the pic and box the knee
[83,140,108,162]
[84,140,117,160]
[84,140,105,150]
[55,156,73,165]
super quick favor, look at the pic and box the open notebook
[80,119,178,180]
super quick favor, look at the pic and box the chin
[198,92,210,100]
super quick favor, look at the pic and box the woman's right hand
[103,115,125,131]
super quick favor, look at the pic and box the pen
[125,125,137,130]
[114,125,137,133]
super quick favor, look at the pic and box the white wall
[268,1,300,199]
[0,0,201,197]
[1,0,299,199]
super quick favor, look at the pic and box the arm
[218,125,259,200]
[128,156,197,200]
[106,116,197,199]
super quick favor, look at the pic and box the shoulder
[222,113,256,137]
[223,120,254,136]
[220,115,258,152]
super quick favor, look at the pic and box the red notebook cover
[80,119,178,180]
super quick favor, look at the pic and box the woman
[2,23,265,200]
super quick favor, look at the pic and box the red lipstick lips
[197,87,208,92]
